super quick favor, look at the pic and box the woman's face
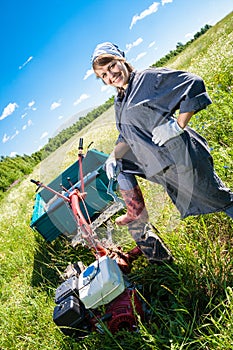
[94,59,130,88]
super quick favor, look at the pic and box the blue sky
[0,0,232,157]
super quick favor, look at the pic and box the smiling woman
[94,59,133,100]
[91,41,233,262]
[94,60,130,88]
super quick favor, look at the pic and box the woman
[91,42,233,257]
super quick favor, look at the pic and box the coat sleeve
[152,68,212,114]
[115,133,126,144]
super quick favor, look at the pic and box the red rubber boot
[115,185,149,226]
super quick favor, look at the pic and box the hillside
[0,97,114,200]
[0,12,232,350]
[53,106,95,136]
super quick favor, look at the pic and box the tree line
[40,96,114,159]
[0,97,114,200]
[151,24,212,68]
[0,153,41,200]
[0,25,212,201]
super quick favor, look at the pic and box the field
[0,12,232,350]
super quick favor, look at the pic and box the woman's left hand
[105,154,118,179]
[152,119,184,146]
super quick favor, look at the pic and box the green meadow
[0,12,232,350]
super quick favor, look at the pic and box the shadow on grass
[31,232,94,294]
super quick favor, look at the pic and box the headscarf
[91,42,125,64]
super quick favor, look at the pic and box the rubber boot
[115,185,149,226]
[128,222,173,264]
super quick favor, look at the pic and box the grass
[0,12,233,350]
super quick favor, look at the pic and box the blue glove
[152,119,184,146]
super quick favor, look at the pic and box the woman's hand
[152,111,194,146]
[152,119,184,146]
[105,142,130,179]
[105,153,118,179]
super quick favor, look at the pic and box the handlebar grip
[79,138,83,150]
[30,179,42,192]
[30,179,39,185]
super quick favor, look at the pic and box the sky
[0,0,232,157]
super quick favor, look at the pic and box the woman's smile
[95,60,129,88]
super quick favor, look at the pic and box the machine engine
[53,257,144,337]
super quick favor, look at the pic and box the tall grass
[0,12,233,350]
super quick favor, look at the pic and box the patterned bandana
[91,42,125,63]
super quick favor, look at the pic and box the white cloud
[2,133,10,143]
[162,0,173,5]
[21,112,27,119]
[135,52,147,61]
[10,130,19,140]
[22,119,33,130]
[185,32,194,39]
[125,38,143,53]
[50,100,61,110]
[84,69,94,80]
[58,115,63,120]
[73,93,90,106]
[0,102,19,121]
[10,151,17,157]
[28,101,37,111]
[28,100,35,108]
[24,100,36,111]
[148,41,156,48]
[40,131,48,139]
[19,56,33,70]
[130,2,160,29]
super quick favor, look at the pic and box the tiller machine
[30,138,172,337]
